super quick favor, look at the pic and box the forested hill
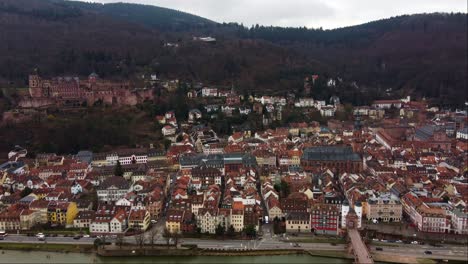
[0,0,466,107]
[65,1,216,31]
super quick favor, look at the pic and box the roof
[302,146,361,161]
[98,176,130,190]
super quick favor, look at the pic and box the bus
[0,231,7,240]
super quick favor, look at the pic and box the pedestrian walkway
[348,228,374,264]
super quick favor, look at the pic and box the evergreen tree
[215,223,225,237]
[20,187,33,198]
[114,160,124,176]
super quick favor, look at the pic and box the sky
[88,0,466,29]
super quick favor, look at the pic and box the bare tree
[149,227,158,248]
[163,228,172,248]
[173,231,182,248]
[116,234,125,249]
[134,232,146,249]
[100,235,107,249]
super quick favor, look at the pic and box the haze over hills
[0,0,466,107]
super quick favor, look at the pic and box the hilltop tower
[28,69,42,98]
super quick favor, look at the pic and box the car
[293,243,300,248]
[330,243,337,246]
[411,241,418,244]
[375,247,383,251]
[83,234,90,238]
[73,235,81,240]
[424,251,432,255]
[151,220,157,224]
[36,233,45,241]
[396,240,403,243]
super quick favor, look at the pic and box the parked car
[424,251,432,255]
[375,247,383,251]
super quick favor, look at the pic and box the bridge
[346,212,374,264]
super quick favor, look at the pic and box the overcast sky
[89,0,466,29]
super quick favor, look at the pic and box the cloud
[83,0,467,29]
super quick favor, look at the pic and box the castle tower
[88,72,99,83]
[28,70,42,98]
[354,201,363,229]
[341,199,350,228]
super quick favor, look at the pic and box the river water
[0,250,351,263]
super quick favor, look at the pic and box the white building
[456,128,468,140]
[162,125,177,137]
[96,176,130,202]
[320,106,336,117]
[450,209,468,235]
[294,98,314,108]
[202,87,218,97]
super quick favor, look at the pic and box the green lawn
[289,238,347,244]
[306,250,351,259]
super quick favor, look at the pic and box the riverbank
[0,250,352,264]
[0,242,93,253]
[97,245,305,257]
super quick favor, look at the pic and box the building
[26,72,152,107]
[310,203,340,235]
[320,106,336,117]
[47,201,78,227]
[450,209,468,235]
[73,210,95,229]
[166,209,185,233]
[372,100,402,109]
[97,176,130,202]
[89,205,128,235]
[401,193,450,233]
[286,212,311,233]
[191,166,222,189]
[366,193,402,222]
[197,208,218,234]
[162,125,177,137]
[231,209,244,232]
[341,200,363,229]
[202,87,218,97]
[456,127,468,140]
[301,146,362,173]
[128,209,151,231]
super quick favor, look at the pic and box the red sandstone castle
[22,72,153,108]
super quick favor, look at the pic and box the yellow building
[47,202,78,227]
[166,209,184,233]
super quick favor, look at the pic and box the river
[0,250,351,263]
